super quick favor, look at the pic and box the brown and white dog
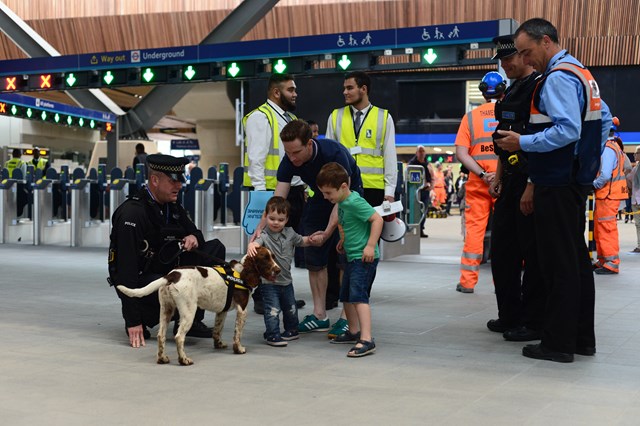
[117,246,280,365]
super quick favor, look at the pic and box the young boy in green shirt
[316,162,383,357]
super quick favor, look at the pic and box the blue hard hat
[479,71,507,97]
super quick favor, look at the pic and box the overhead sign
[170,139,200,150]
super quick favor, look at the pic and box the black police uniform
[109,155,225,333]
[490,69,547,336]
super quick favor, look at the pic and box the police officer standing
[109,154,223,348]
[487,35,545,342]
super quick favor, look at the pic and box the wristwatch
[478,170,487,179]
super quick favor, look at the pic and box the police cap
[492,34,517,60]
[146,154,189,182]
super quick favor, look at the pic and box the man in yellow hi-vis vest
[30,147,49,173]
[243,73,306,314]
[326,71,397,208]
[4,148,27,178]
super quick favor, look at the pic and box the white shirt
[325,103,398,197]
[244,99,302,190]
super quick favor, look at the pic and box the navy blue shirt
[277,138,363,204]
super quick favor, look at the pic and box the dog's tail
[116,277,168,298]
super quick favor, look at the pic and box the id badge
[350,146,362,155]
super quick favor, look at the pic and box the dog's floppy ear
[230,259,243,274]
[239,255,261,287]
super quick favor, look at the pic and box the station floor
[2,214,640,425]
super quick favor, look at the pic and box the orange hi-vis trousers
[594,197,621,272]
[459,175,496,289]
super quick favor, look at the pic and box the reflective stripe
[472,154,499,161]
[359,166,384,175]
[360,147,383,156]
[602,255,619,261]
[461,264,480,271]
[462,252,483,260]
[596,215,616,221]
[470,136,493,146]
[602,262,619,271]
[467,113,475,142]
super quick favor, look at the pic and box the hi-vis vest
[595,139,628,200]
[4,158,24,177]
[32,158,47,170]
[527,59,602,186]
[242,103,296,190]
[463,102,498,173]
[331,106,388,190]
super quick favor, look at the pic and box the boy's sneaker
[327,318,349,339]
[281,330,299,341]
[330,330,361,344]
[265,335,288,347]
[298,314,330,333]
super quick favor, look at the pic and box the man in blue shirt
[255,119,363,334]
[496,18,612,363]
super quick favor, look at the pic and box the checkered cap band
[148,163,184,173]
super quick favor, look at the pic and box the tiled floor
[1,215,639,425]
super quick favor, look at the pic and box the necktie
[284,112,292,123]
[354,111,363,135]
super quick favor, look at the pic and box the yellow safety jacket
[331,106,388,190]
[5,158,25,177]
[242,103,296,190]
[32,158,47,170]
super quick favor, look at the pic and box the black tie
[284,112,292,123]
[354,111,363,135]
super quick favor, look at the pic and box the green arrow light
[274,59,287,74]
[54,113,60,123]
[227,62,240,78]
[67,116,73,125]
[423,48,438,65]
[90,120,95,129]
[78,118,85,127]
[11,105,18,115]
[338,55,351,70]
[41,111,47,121]
[103,71,114,85]
[184,66,196,80]
[142,68,155,83]
[26,108,33,118]
[66,73,77,87]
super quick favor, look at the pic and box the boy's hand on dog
[247,242,259,257]
[128,325,146,348]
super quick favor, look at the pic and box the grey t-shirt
[255,227,304,286]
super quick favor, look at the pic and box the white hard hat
[380,216,407,242]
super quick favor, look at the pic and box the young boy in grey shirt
[248,196,317,346]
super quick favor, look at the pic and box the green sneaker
[327,318,349,339]
[298,314,330,333]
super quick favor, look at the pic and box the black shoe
[174,320,213,338]
[503,326,541,342]
[522,343,574,363]
[576,346,596,356]
[325,299,339,310]
[295,299,306,309]
[594,267,618,275]
[254,300,264,315]
[486,319,512,333]
[420,232,429,238]
[125,326,150,340]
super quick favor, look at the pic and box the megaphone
[374,200,408,242]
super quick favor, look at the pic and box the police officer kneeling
[109,154,225,348]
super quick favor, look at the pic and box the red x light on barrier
[40,74,52,89]
[5,76,17,90]
[105,122,112,132]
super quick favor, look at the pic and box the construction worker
[593,117,629,275]
[326,71,397,207]
[454,71,502,293]
[4,148,27,178]
[487,34,545,342]
[243,73,306,314]
[432,161,447,208]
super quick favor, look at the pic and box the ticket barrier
[0,167,33,244]
[379,163,423,260]
[32,167,71,246]
[108,167,137,220]
[70,166,109,247]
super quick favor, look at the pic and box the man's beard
[282,97,297,112]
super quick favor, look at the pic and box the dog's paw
[157,355,170,364]
[214,340,227,349]
[179,356,194,366]
[233,343,246,354]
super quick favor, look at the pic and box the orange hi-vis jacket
[595,139,628,200]
[455,101,499,175]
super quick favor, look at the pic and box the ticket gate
[108,167,136,221]
[32,167,71,246]
[70,166,109,247]
[0,168,33,243]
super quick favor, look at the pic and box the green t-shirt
[338,191,379,262]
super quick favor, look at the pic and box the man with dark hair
[496,18,612,363]
[254,119,363,334]
[326,71,397,208]
[243,73,306,314]
[4,148,26,178]
[132,143,148,168]
[408,145,433,237]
